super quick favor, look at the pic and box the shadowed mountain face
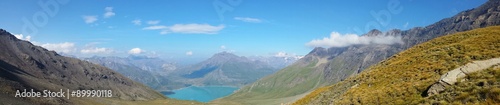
[217,0,500,104]
[182,66,219,78]
[0,29,165,104]
[171,52,279,86]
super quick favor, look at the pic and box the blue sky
[0,0,487,62]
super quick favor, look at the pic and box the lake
[165,86,238,102]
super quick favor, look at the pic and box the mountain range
[296,25,500,105]
[0,29,201,104]
[215,0,500,104]
[2,1,498,105]
[248,55,304,69]
[84,56,186,91]
[83,51,301,92]
[170,52,296,87]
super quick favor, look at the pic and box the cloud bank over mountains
[306,32,403,48]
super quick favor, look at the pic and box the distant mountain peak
[309,47,327,56]
[366,29,382,36]
[215,51,234,55]
[362,29,403,37]
[212,51,240,59]
[0,29,6,34]
[307,47,348,59]
[0,29,14,38]
[127,55,156,60]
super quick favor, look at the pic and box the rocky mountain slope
[171,52,279,87]
[216,0,500,104]
[0,29,198,104]
[248,55,303,69]
[295,26,500,105]
[84,56,186,91]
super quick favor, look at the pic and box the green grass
[295,26,500,105]
[215,58,323,104]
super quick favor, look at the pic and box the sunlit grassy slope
[213,58,325,105]
[295,26,500,104]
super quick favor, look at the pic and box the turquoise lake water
[165,86,238,102]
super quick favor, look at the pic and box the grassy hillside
[295,26,500,104]
[213,58,325,105]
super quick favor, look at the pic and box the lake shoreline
[164,85,240,102]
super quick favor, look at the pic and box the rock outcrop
[427,57,500,96]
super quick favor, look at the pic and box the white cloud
[132,19,142,25]
[143,24,225,34]
[160,30,169,34]
[143,25,168,30]
[167,24,225,34]
[274,51,288,57]
[306,32,403,48]
[403,22,409,28]
[26,36,31,41]
[292,55,305,60]
[80,42,113,54]
[128,48,144,54]
[39,42,76,53]
[220,45,226,50]
[13,34,31,41]
[271,51,304,59]
[234,17,262,23]
[103,7,115,18]
[147,20,160,25]
[186,51,193,56]
[80,47,112,54]
[82,15,98,24]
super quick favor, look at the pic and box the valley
[1,0,498,105]
[216,0,500,104]
[83,51,300,102]
[166,86,238,102]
